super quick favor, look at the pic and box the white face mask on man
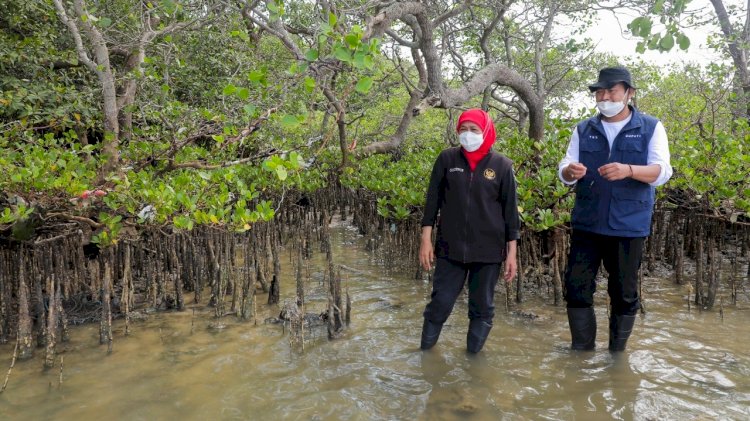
[459,131,484,152]
[596,94,630,118]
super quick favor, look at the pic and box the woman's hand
[419,226,435,271]
[503,240,518,282]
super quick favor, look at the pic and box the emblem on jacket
[483,169,496,180]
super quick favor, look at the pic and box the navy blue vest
[571,107,658,237]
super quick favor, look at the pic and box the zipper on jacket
[463,170,474,263]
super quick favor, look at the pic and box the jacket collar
[455,146,494,169]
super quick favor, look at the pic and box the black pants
[423,258,501,324]
[564,230,645,316]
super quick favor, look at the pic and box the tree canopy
[1,0,749,244]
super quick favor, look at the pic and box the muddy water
[1,221,749,420]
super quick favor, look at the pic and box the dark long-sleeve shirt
[421,147,520,263]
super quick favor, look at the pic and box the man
[559,66,672,352]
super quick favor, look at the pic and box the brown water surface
[1,220,749,420]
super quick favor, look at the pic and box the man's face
[594,83,631,103]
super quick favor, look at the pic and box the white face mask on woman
[459,131,484,152]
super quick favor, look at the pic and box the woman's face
[458,121,483,135]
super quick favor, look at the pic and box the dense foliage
[1,0,749,247]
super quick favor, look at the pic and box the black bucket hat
[588,66,636,92]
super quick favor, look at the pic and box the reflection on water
[1,220,749,420]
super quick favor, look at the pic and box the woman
[419,108,520,353]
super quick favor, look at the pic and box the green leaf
[280,115,301,129]
[99,17,112,27]
[334,46,351,62]
[289,61,300,74]
[162,0,177,14]
[243,104,257,115]
[174,215,194,230]
[355,77,373,94]
[629,17,652,38]
[363,55,374,69]
[237,87,250,100]
[328,12,337,27]
[288,152,303,169]
[305,48,319,62]
[353,52,367,69]
[275,166,288,181]
[653,0,665,13]
[304,77,316,93]
[344,34,360,48]
[677,33,691,50]
[659,33,674,51]
[248,69,266,85]
[368,38,381,53]
[223,84,237,95]
[647,35,660,50]
[674,0,688,13]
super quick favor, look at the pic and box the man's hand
[598,162,631,181]
[564,162,587,182]
[419,226,435,271]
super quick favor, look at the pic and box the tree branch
[321,85,349,169]
[710,0,748,82]
[360,48,426,155]
[364,2,426,40]
[432,1,472,27]
[427,63,544,140]
[480,7,505,65]
[51,0,97,73]
[241,1,305,60]
[384,28,419,48]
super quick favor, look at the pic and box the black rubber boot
[466,319,493,353]
[567,307,596,351]
[609,314,636,352]
[420,319,444,350]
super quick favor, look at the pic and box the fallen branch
[0,335,19,393]
[141,107,279,175]
[166,149,279,171]
[46,213,104,229]
[34,230,79,246]
[218,107,279,152]
[58,355,64,388]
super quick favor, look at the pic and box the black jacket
[421,147,520,263]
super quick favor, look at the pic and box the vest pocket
[571,182,598,226]
[616,138,644,151]
[608,187,652,231]
[580,137,605,152]
[616,137,647,165]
